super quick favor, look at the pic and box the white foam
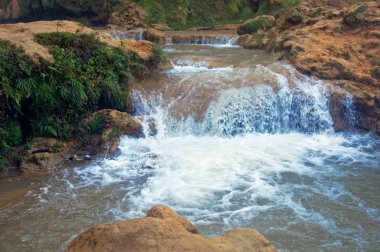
[165,60,234,74]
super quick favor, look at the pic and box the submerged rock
[67,205,277,252]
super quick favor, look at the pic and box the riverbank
[0,20,164,176]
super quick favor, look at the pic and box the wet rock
[67,205,278,252]
[145,28,166,44]
[329,89,355,132]
[84,109,144,155]
[20,138,72,176]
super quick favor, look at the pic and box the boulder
[67,205,278,252]
[83,109,143,155]
[20,138,72,176]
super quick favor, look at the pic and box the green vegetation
[237,15,274,35]
[348,0,366,6]
[254,0,301,16]
[133,0,254,29]
[0,32,162,173]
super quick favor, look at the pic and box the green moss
[283,0,301,8]
[238,15,274,35]
[133,0,253,29]
[349,0,365,6]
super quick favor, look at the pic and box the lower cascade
[1,44,379,252]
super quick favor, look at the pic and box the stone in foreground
[67,205,277,252]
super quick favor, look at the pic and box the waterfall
[109,29,145,41]
[135,61,355,137]
[3,44,378,252]
[165,34,239,47]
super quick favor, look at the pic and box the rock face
[20,109,143,176]
[67,205,278,252]
[237,2,380,134]
[0,0,146,29]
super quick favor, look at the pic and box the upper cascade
[165,34,239,46]
[134,62,355,137]
[109,29,146,41]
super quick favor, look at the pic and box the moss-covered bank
[0,32,163,174]
[133,0,254,29]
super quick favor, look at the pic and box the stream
[0,41,379,252]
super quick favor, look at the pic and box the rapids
[0,42,379,252]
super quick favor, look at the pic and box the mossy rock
[237,15,275,35]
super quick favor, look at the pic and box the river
[0,41,379,251]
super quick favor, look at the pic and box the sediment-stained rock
[67,205,278,252]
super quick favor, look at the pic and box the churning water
[0,44,379,252]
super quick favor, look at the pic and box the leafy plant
[0,32,156,173]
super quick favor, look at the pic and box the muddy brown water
[0,44,379,252]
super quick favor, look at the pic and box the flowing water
[1,42,380,252]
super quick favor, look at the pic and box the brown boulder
[20,138,72,176]
[67,205,277,252]
[83,109,143,155]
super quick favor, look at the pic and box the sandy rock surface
[67,205,278,252]
[0,20,153,62]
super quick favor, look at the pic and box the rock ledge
[67,205,277,252]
